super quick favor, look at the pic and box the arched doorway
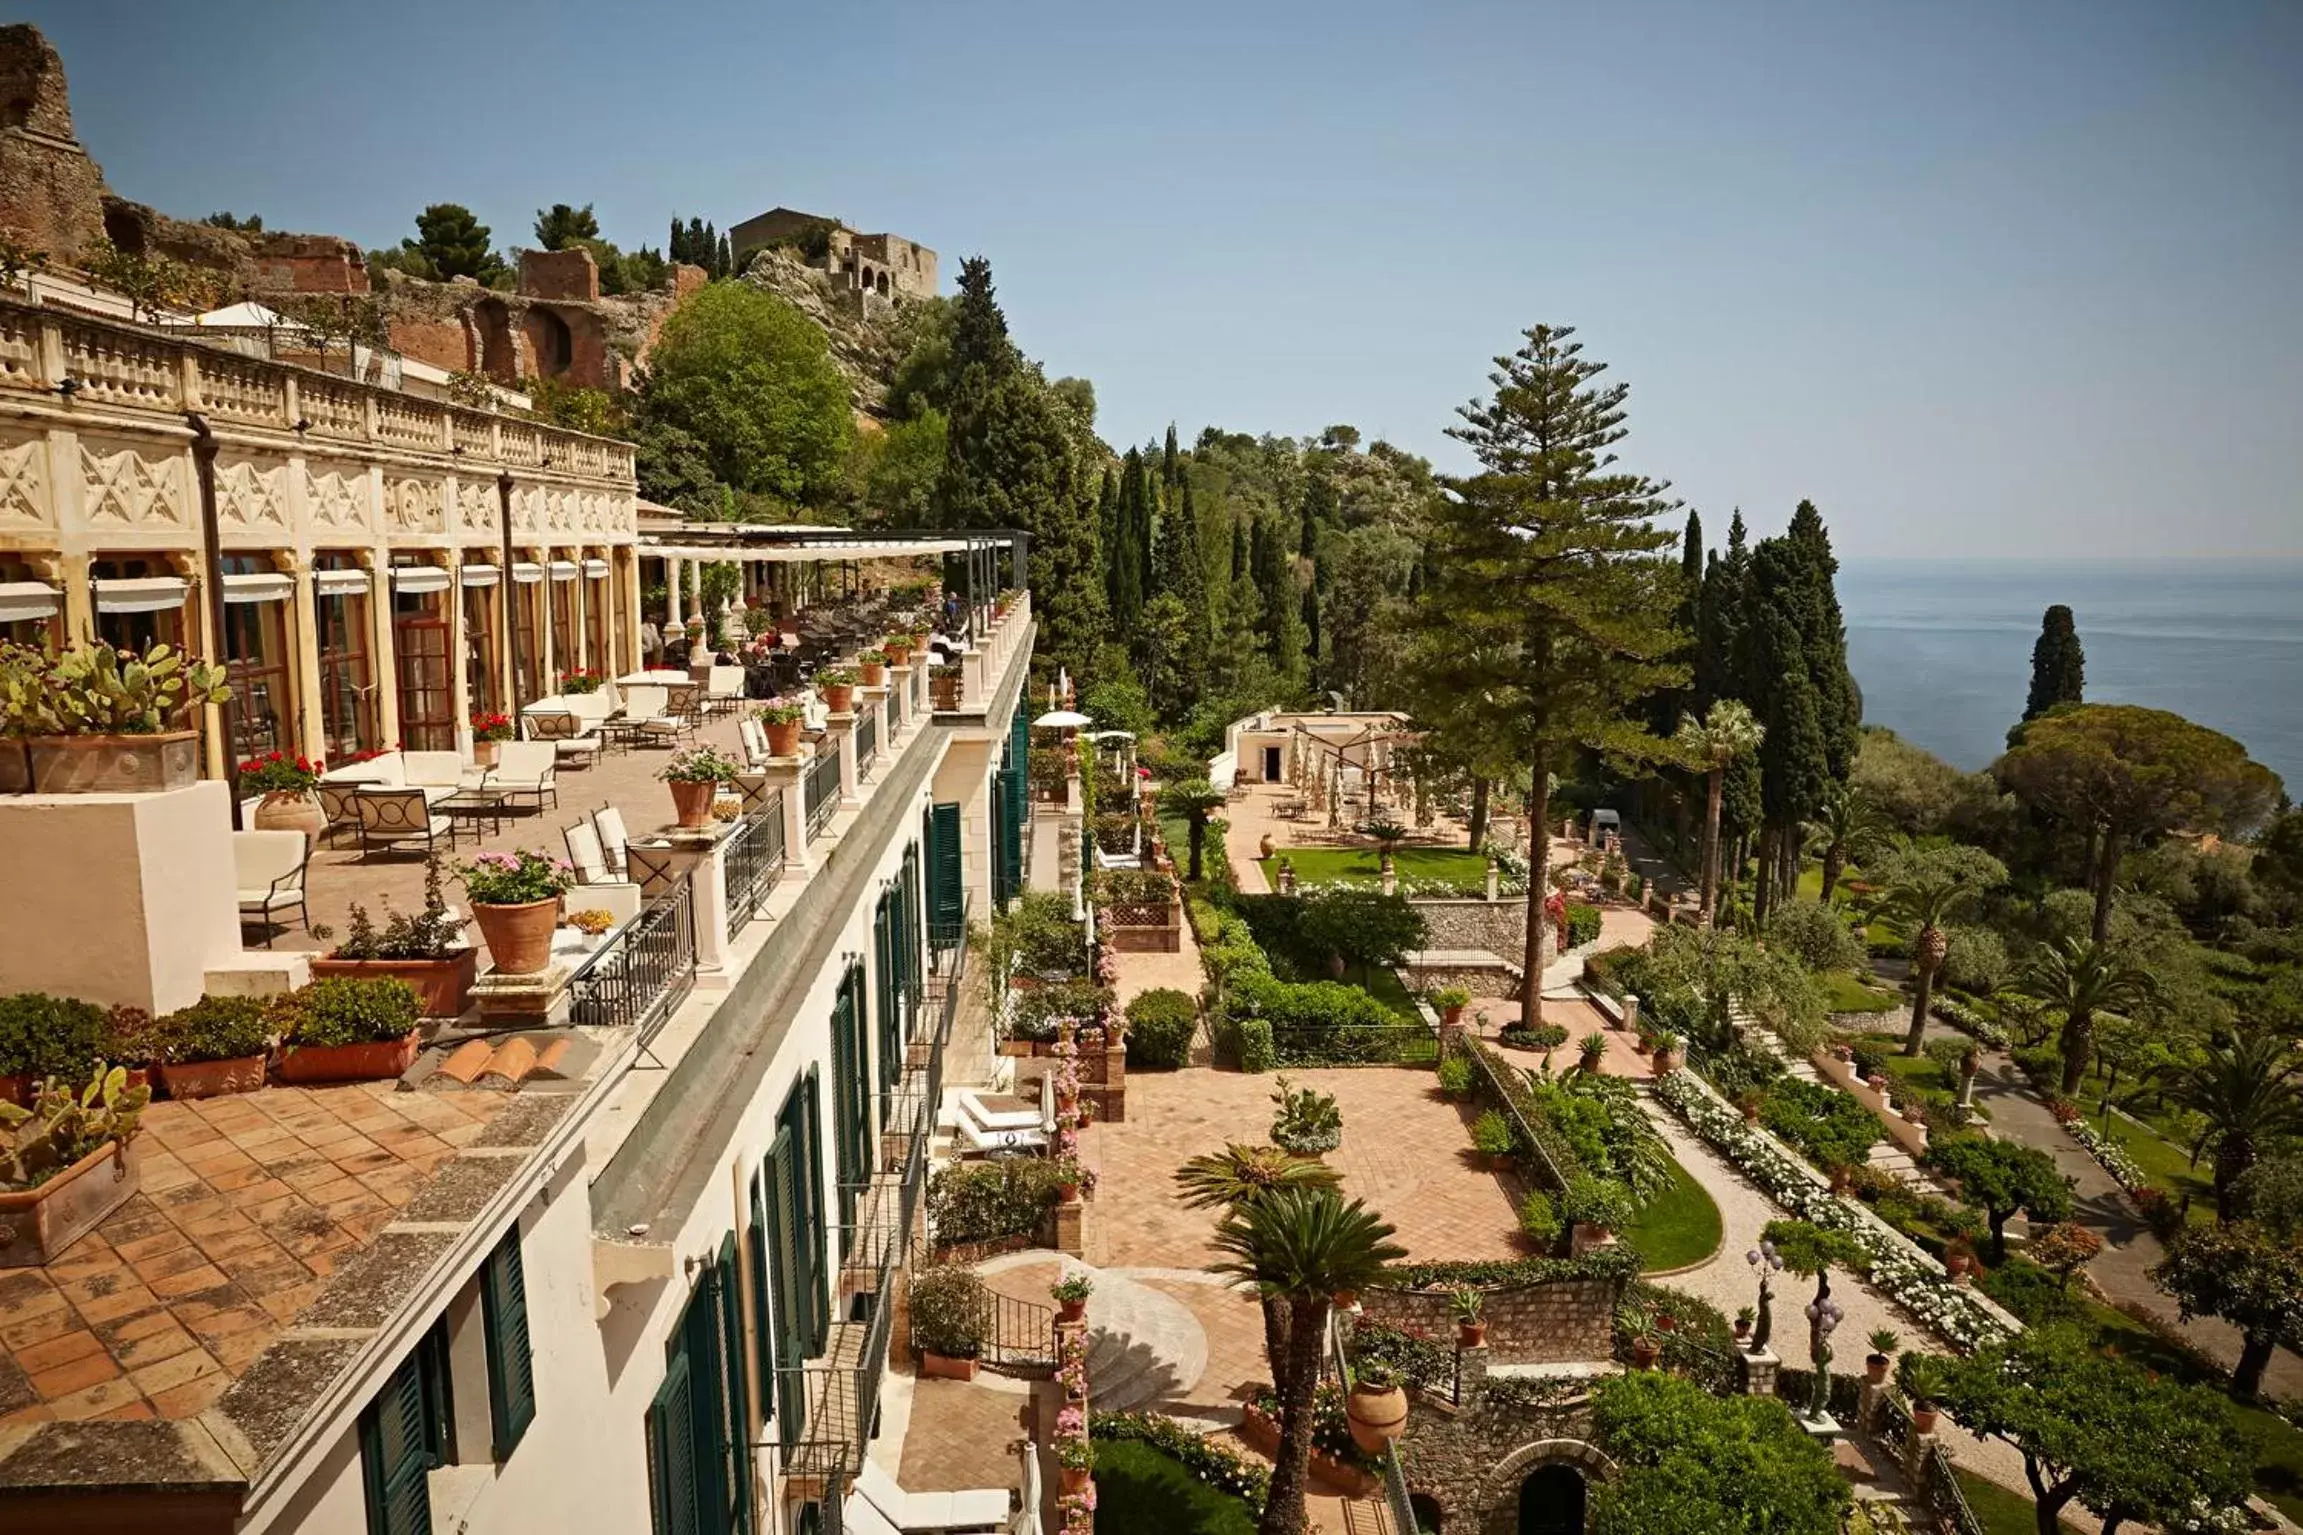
[1517,1463,1586,1535]
[1409,1492,1444,1532]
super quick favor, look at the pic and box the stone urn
[253,789,326,851]
[473,898,558,975]
[1344,1377,1409,1455]
[1259,832,1275,859]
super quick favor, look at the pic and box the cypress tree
[1744,538,1832,920]
[1785,500,1861,779]
[1110,448,1148,629]
[668,217,685,264]
[1680,511,1704,625]
[1098,467,1122,618]
[2024,605,2085,720]
[686,218,708,269]
[1161,423,1180,493]
[1301,581,1322,669]
[717,232,734,278]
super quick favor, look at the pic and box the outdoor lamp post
[1746,1241,1784,1352]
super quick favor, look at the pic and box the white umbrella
[1034,709,1091,729]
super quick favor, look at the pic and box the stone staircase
[1078,1268,1208,1415]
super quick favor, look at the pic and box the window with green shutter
[479,1224,535,1459]
[927,803,962,945]
[645,1243,751,1535]
[360,1318,453,1535]
[828,960,871,1231]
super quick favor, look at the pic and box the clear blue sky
[25,0,2301,558]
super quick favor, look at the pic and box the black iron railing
[1457,1037,1572,1191]
[1381,1442,1417,1535]
[724,800,786,936]
[855,708,878,777]
[978,1288,1058,1374]
[1928,1443,1987,1535]
[1269,1020,1439,1068]
[804,749,841,841]
[566,873,696,1051]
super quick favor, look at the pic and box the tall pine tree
[2023,605,2085,721]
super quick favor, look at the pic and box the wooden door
[394,606,454,751]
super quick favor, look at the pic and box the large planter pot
[254,789,326,850]
[1911,1404,1940,1434]
[1241,1403,1379,1496]
[821,684,855,715]
[279,1030,422,1085]
[0,1139,140,1267]
[1258,832,1275,859]
[1459,1321,1488,1348]
[919,1350,978,1382]
[860,662,886,687]
[156,1054,267,1100]
[473,898,559,975]
[764,719,803,758]
[26,731,200,794]
[1058,1298,1087,1324]
[931,677,960,710]
[668,778,718,830]
[1345,1382,1409,1454]
[474,739,501,769]
[309,950,478,1019]
[0,740,29,794]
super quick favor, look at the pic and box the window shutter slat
[930,803,962,935]
[649,1353,700,1535]
[481,1227,537,1458]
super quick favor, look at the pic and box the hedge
[1124,988,1197,1070]
[926,1159,1067,1246]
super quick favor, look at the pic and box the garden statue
[1805,1295,1844,1420]
[1747,1240,1783,1352]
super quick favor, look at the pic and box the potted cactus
[275,978,424,1084]
[0,639,231,794]
[1865,1328,1900,1384]
[0,1064,151,1267]
[1898,1353,1949,1434]
[1452,1287,1487,1347]
[153,995,271,1099]
[1579,1030,1608,1073]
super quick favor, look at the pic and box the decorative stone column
[757,756,814,880]
[1738,1347,1780,1398]
[1619,994,1641,1033]
[828,711,860,807]
[362,553,400,748]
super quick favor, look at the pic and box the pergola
[641,529,1025,647]
[1289,719,1420,828]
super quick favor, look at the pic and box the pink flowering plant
[457,849,576,906]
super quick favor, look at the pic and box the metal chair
[491,742,559,813]
[355,787,448,861]
[563,819,611,884]
[591,805,631,878]
[316,781,365,847]
[234,830,309,947]
[525,708,600,769]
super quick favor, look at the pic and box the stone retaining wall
[1399,961,1520,999]
[1393,1360,1610,1535]
[1362,1276,1617,1364]
[1411,898,1529,963]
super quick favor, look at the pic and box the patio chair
[704,664,746,718]
[316,781,365,847]
[626,841,685,902]
[563,819,611,885]
[525,708,600,769]
[634,683,701,747]
[356,787,449,861]
[491,742,558,813]
[850,1459,1007,1533]
[234,830,309,948]
[591,805,631,878]
[606,685,664,752]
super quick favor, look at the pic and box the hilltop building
[728,209,938,302]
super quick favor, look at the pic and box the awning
[314,570,370,598]
[391,566,452,595]
[224,573,294,605]
[461,564,501,588]
[94,576,190,614]
[548,560,579,582]
[511,562,545,584]
[582,558,611,578]
[641,539,977,563]
[0,581,60,623]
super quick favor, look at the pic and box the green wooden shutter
[709,1235,753,1535]
[1005,710,1029,902]
[647,1350,700,1535]
[874,892,901,1099]
[747,1169,775,1423]
[360,1347,438,1535]
[764,1130,807,1446]
[480,1226,536,1459]
[928,803,962,939]
[798,1069,828,1350]
[830,964,869,1230]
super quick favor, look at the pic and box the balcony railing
[724,799,787,936]
[567,873,697,1054]
[804,749,841,842]
[855,709,878,779]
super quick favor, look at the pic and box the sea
[1837,559,2303,797]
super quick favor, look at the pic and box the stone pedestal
[0,781,243,1014]
[1738,1347,1780,1398]
[471,963,573,1029]
[756,757,813,879]
[1051,1198,1084,1257]
[1620,994,1641,1032]
[1798,1411,1843,1444]
[1901,1426,1938,1488]
[828,712,860,807]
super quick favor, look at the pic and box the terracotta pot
[0,1139,139,1268]
[762,718,803,757]
[909,632,930,654]
[1866,1356,1890,1384]
[0,739,27,794]
[1656,1313,1677,1334]
[1866,1072,1890,1093]
[1741,1103,1762,1124]
[0,1074,30,1108]
[309,950,478,1019]
[1441,1004,1466,1029]
[254,790,326,851]
[884,645,911,667]
[1345,1382,1409,1454]
[860,662,886,687]
[931,676,960,710]
[668,778,718,830]
[1902,1102,1927,1125]
[279,1030,422,1085]
[1944,1252,1971,1277]
[473,898,558,975]
[919,1350,978,1382]
[156,1054,267,1101]
[26,731,200,794]
[1258,833,1275,859]
[1911,1404,1940,1434]
[822,684,855,714]
[1734,1319,1752,1343]
[1459,1321,1488,1348]
[1632,1338,1661,1370]
[474,739,501,769]
[1059,1466,1090,1494]
[1333,1288,1360,1312]
[1058,1298,1087,1323]
[1057,1182,1082,1205]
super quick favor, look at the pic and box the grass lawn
[1818,969,1898,1013]
[2090,1110,2218,1226]
[1956,1469,2079,1535]
[1361,966,1427,1022]
[1258,844,1490,889]
[1092,1440,1258,1535]
[1625,1155,1724,1272]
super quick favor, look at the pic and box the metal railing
[724,799,786,936]
[855,707,878,777]
[977,1289,1059,1374]
[1268,1020,1439,1068]
[1457,1037,1573,1191]
[1380,1442,1417,1535]
[566,873,696,1052]
[804,749,841,841]
[1927,1443,1988,1535]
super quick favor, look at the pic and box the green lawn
[1625,1156,1724,1273]
[1955,1469,2079,1535]
[1360,966,1427,1022]
[1818,969,1898,1013]
[1259,845,1490,889]
[1093,1441,1258,1535]
[2090,1110,2218,1226]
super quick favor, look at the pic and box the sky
[23,0,2302,558]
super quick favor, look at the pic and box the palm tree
[1159,777,1229,882]
[1176,1144,1343,1384]
[1804,780,1890,905]
[1876,844,2005,1056]
[1673,700,1764,927]
[1211,1187,1405,1535]
[2174,1029,2303,1220]
[2020,935,2156,1095]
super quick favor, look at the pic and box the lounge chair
[525,708,600,768]
[234,830,309,947]
[703,664,746,718]
[491,742,558,813]
[355,787,450,860]
[942,1089,1049,1156]
[849,1458,1007,1533]
[563,819,611,884]
[636,684,701,747]
[591,805,631,878]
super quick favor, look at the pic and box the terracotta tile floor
[0,1083,504,1427]
[895,1374,1032,1495]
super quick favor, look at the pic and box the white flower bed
[2064,1116,2150,1194]
[1655,1070,2016,1353]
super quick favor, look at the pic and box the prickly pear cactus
[0,1062,149,1192]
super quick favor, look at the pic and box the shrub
[1234,1017,1275,1074]
[157,995,271,1065]
[1297,888,1427,978]
[1519,1189,1562,1245]
[1760,1078,1882,1175]
[0,992,103,1081]
[1123,988,1197,1069]
[1090,1411,1270,1510]
[1436,1055,1474,1099]
[278,978,421,1047]
[1500,1023,1569,1053]
[1562,1173,1637,1234]
[1767,899,1866,974]
[1563,902,1603,949]
[1939,924,2009,995]
[1471,1110,1516,1157]
[96,1006,163,1069]
[1011,978,1111,1042]
[1431,985,1472,1012]
[1270,1076,1342,1154]
[1382,1247,1643,1290]
[1230,973,1402,1064]
[908,1265,990,1358]
[926,1159,1066,1246]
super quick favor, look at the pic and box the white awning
[642,539,976,563]
[582,558,610,578]
[511,562,545,584]
[0,581,59,622]
[94,576,190,614]
[461,564,501,588]
[315,569,370,598]
[224,572,294,605]
[548,560,579,582]
[391,566,452,594]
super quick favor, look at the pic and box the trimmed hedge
[1381,1246,1642,1290]
[1124,988,1198,1070]
[1091,1410,1270,1506]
